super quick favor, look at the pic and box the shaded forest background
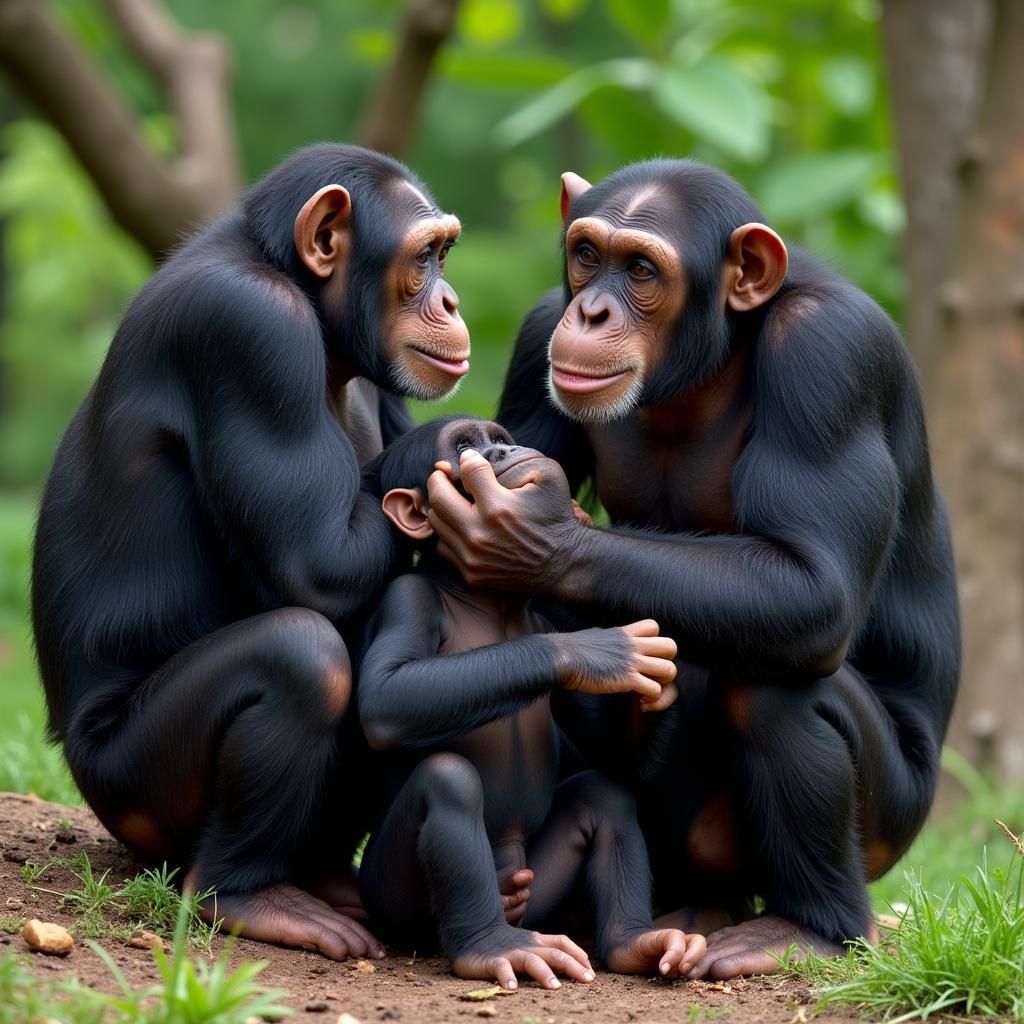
[0,0,1021,805]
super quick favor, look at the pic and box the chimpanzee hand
[426,449,585,593]
[556,619,678,712]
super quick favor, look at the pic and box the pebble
[337,1016,363,1024]
[354,959,376,974]
[5,898,23,910]
[305,1003,328,1013]
[21,920,74,956]
[127,930,165,951]
[476,1009,498,1019]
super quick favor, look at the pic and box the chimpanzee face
[383,188,469,401]
[433,418,547,492]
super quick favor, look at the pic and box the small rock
[54,830,77,845]
[476,1009,498,1019]
[378,1008,401,1020]
[2,849,28,864]
[5,898,24,910]
[354,959,376,974]
[305,1003,328,1013]
[337,1015,363,1024]
[128,930,164,951]
[403,972,417,980]
[21,920,74,956]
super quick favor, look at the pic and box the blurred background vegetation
[0,0,1021,896]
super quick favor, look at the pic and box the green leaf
[605,0,670,46]
[821,56,875,116]
[651,57,770,162]
[495,58,654,147]
[459,0,523,48]
[540,0,590,21]
[439,50,575,90]
[756,151,882,222]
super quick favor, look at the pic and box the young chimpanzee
[32,144,470,959]
[357,416,705,990]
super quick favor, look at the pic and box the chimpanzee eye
[415,247,431,267]
[628,258,656,280]
[576,243,599,267]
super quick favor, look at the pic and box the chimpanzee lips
[409,346,470,377]
[492,450,545,480]
[551,364,630,394]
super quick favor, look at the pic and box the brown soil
[0,792,865,1024]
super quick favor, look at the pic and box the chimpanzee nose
[484,444,518,465]
[577,291,612,328]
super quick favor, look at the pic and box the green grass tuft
[781,832,1024,1022]
[0,894,289,1023]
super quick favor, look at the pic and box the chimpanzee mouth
[551,364,630,394]
[409,346,470,377]
[492,450,545,480]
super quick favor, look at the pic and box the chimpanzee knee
[417,752,485,816]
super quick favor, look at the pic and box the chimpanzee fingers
[433,460,454,478]
[425,469,474,528]
[635,635,678,660]
[488,957,519,990]
[622,619,660,638]
[533,946,594,983]
[656,930,690,977]
[641,680,679,713]
[628,672,662,702]
[311,909,382,958]
[511,951,560,989]
[680,932,709,973]
[537,932,593,973]
[633,654,677,681]
[426,509,471,562]
[458,450,505,514]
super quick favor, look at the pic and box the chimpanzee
[356,415,705,989]
[31,144,472,959]
[423,160,961,978]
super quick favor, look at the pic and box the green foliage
[0,895,286,1024]
[23,853,219,950]
[783,843,1024,1021]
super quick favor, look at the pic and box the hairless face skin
[422,160,959,980]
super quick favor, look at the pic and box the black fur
[32,144,435,897]
[497,158,960,949]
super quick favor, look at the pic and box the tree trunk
[887,0,1024,780]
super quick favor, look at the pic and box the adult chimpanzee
[32,144,470,960]
[357,415,705,990]
[424,160,960,979]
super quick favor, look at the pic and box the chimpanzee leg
[687,662,939,979]
[65,607,381,960]
[523,771,704,976]
[359,753,594,990]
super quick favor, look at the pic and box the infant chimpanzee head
[362,415,546,543]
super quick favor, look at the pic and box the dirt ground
[0,792,866,1024]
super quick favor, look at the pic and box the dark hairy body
[32,144,473,959]
[356,417,701,990]
[424,160,961,978]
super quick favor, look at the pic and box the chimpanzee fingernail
[584,970,595,981]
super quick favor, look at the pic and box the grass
[0,896,289,1024]
[779,824,1024,1021]
[21,853,220,952]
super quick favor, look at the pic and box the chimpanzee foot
[686,915,847,979]
[307,871,368,921]
[451,924,595,991]
[499,868,534,925]
[184,871,384,961]
[654,906,734,936]
[606,928,707,978]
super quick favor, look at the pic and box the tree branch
[0,0,240,259]
[358,0,463,157]
[101,0,239,211]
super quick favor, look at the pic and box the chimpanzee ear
[293,185,352,279]
[381,488,434,541]
[724,223,789,312]
[560,171,593,224]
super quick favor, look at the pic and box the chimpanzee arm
[442,293,905,678]
[190,273,396,622]
[358,574,651,751]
